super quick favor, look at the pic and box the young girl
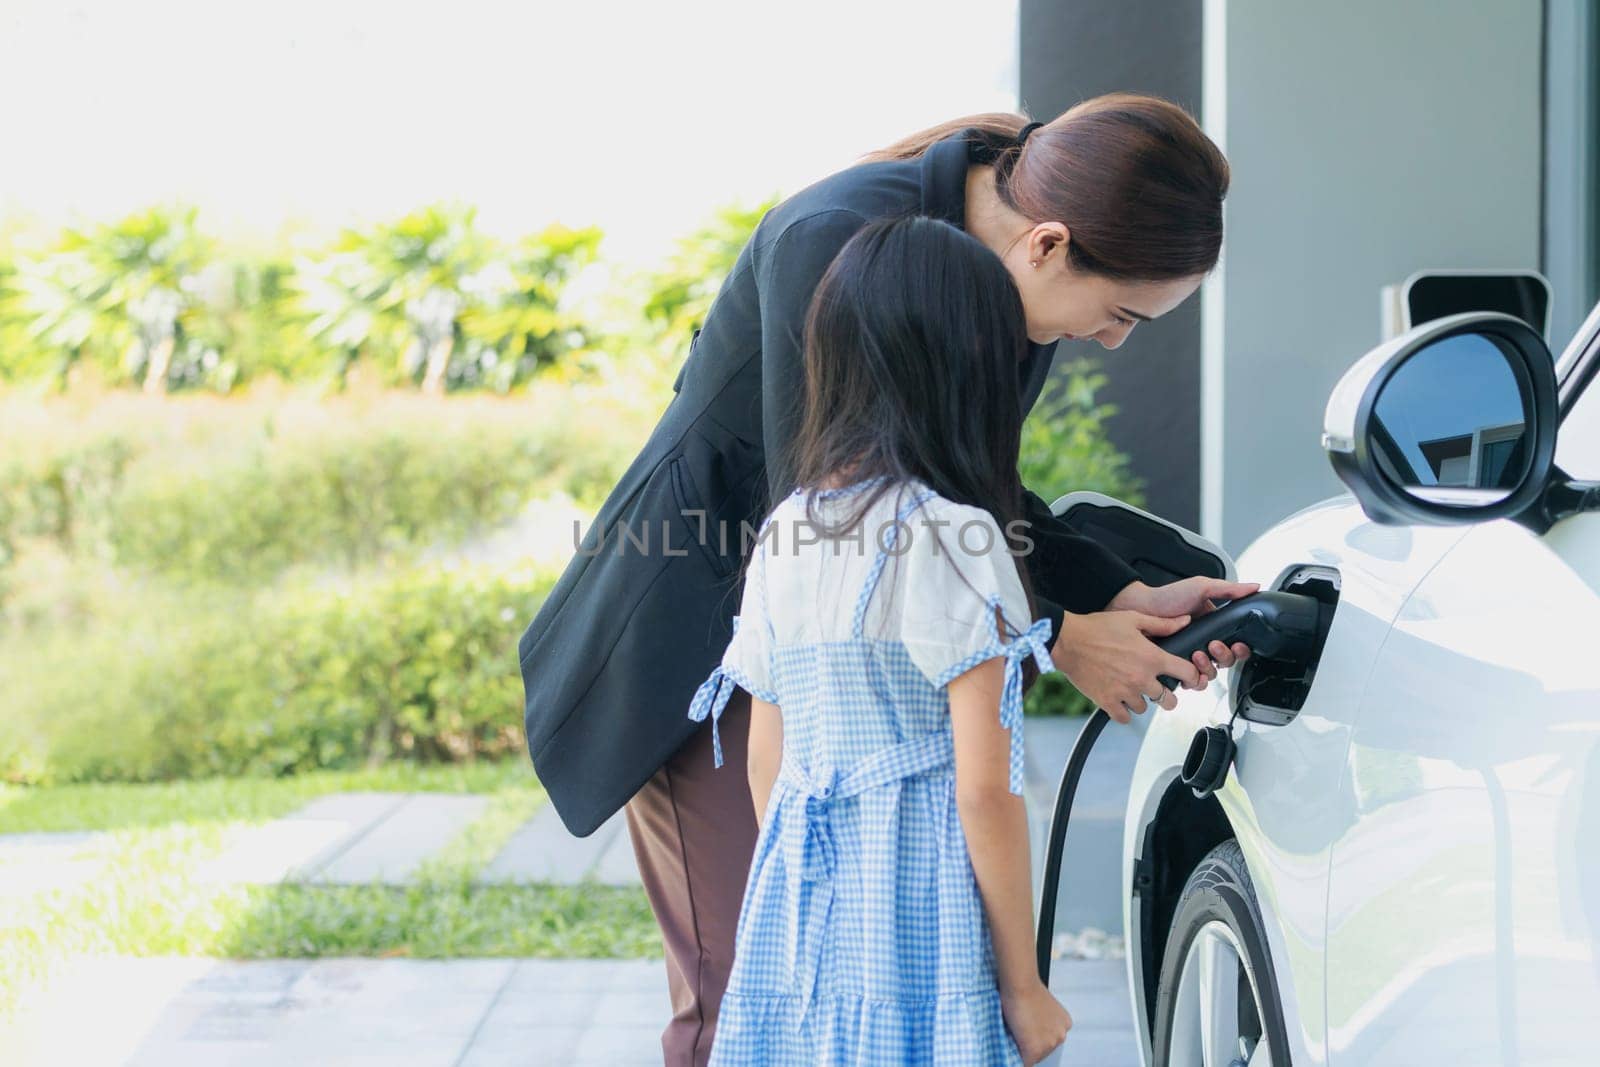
[686,213,1078,1066]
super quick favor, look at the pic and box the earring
[1030,259,1040,268]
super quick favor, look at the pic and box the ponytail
[857,93,1229,281]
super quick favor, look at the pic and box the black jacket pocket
[666,421,760,582]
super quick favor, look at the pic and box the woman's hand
[1050,610,1203,722]
[1107,578,1259,684]
[1001,980,1072,1066]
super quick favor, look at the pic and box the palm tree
[290,250,391,387]
[7,248,109,389]
[333,203,493,394]
[457,223,602,391]
[28,205,213,392]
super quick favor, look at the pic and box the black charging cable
[1036,669,1277,982]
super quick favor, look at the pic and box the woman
[516,91,1254,1066]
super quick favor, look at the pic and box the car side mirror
[1322,311,1560,529]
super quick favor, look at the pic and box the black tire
[1152,840,1291,1066]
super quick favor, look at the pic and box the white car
[1040,300,1600,1066]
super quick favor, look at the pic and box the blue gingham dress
[686,475,1058,1066]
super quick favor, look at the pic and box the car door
[1323,315,1600,1064]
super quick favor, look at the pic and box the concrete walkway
[0,715,1148,1064]
[194,793,491,885]
[0,958,667,1067]
[4,713,1140,918]
[480,803,640,886]
[0,957,1137,1066]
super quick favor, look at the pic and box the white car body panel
[1324,512,1600,1064]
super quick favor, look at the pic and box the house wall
[1019,0,1205,531]
[1202,0,1544,552]
[1545,0,1600,356]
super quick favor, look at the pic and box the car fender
[1123,494,1470,1066]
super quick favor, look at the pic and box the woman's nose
[1096,324,1134,350]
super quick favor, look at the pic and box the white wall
[1202,0,1544,554]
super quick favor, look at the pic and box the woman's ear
[1031,223,1070,267]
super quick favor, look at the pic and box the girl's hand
[1001,980,1072,1065]
[1106,578,1259,685]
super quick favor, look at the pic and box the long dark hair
[772,213,1042,638]
[857,92,1229,280]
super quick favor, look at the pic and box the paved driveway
[1,957,1138,1066]
[0,714,1149,1065]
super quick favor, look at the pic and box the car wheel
[1152,840,1291,1067]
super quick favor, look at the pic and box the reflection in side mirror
[1369,332,1531,507]
[1323,312,1559,528]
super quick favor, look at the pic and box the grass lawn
[0,764,660,1023]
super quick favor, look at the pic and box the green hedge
[1,563,554,785]
[105,426,557,582]
[0,391,631,593]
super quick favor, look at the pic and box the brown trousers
[624,687,758,1067]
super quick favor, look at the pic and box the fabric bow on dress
[687,615,772,769]
[995,614,1056,796]
[687,665,737,769]
[772,730,956,1030]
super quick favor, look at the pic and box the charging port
[1232,565,1341,725]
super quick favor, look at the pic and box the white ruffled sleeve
[686,532,780,769]
[897,499,1059,794]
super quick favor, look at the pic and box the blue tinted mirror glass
[1369,333,1532,506]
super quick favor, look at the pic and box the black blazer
[517,126,1141,836]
